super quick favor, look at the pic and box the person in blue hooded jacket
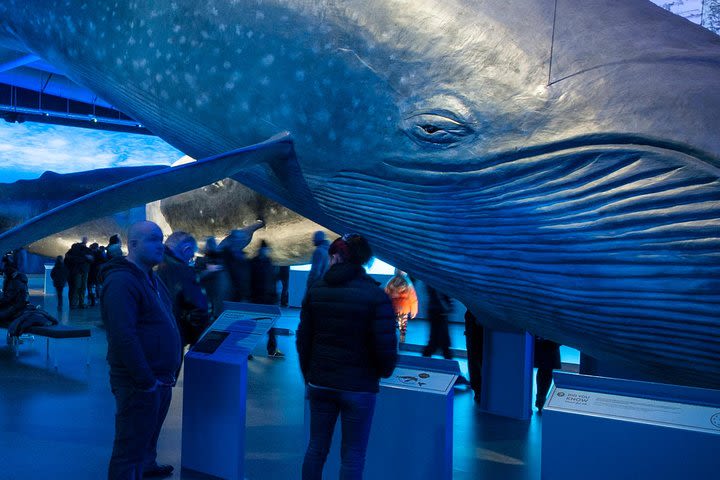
[101,221,181,479]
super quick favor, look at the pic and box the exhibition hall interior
[0,1,718,479]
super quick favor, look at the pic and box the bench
[9,324,92,369]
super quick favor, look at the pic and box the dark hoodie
[100,257,181,389]
[297,263,398,393]
[157,246,211,347]
[0,269,29,323]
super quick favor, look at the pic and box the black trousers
[55,286,64,310]
[424,312,451,357]
[277,266,290,307]
[464,313,484,399]
[535,367,554,409]
[70,272,87,307]
[108,384,172,480]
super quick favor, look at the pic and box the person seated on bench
[0,262,29,328]
[0,261,59,343]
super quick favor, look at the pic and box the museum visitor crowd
[0,224,561,480]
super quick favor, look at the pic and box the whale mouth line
[381,133,720,174]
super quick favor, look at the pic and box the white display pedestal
[181,303,280,480]
[543,372,720,480]
[43,263,53,295]
[304,354,456,480]
[479,329,533,420]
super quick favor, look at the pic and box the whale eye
[403,112,475,148]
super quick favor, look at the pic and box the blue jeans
[108,384,172,480]
[302,385,377,480]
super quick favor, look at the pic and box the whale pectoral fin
[229,141,328,222]
[0,133,294,253]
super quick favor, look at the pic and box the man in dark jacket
[64,236,93,309]
[50,256,69,311]
[305,230,330,292]
[157,232,211,349]
[221,229,252,302]
[250,240,283,357]
[101,221,181,479]
[422,284,454,359]
[87,243,106,306]
[297,234,397,480]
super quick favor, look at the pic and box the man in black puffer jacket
[297,234,397,480]
[101,221,181,480]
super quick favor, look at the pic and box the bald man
[101,221,181,479]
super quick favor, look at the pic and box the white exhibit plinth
[181,303,280,480]
[304,354,456,480]
[543,372,720,480]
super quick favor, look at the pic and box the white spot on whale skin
[195,93,210,107]
[256,11,265,20]
[132,58,148,70]
[223,61,232,69]
[224,81,235,90]
[314,109,331,124]
[173,24,181,33]
[295,70,305,81]
[261,54,275,66]
[183,73,197,87]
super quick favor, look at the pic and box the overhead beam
[0,54,39,73]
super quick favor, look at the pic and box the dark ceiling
[0,48,151,134]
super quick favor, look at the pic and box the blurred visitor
[384,269,418,343]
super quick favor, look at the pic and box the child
[384,270,418,343]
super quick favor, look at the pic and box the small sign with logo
[547,388,720,434]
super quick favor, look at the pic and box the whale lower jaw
[312,141,720,388]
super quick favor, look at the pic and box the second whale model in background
[0,165,330,265]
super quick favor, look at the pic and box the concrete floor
[0,292,552,480]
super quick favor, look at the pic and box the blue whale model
[0,0,718,388]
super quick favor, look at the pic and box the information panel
[548,387,720,434]
[542,372,720,480]
[382,366,456,393]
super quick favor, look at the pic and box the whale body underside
[0,0,718,388]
